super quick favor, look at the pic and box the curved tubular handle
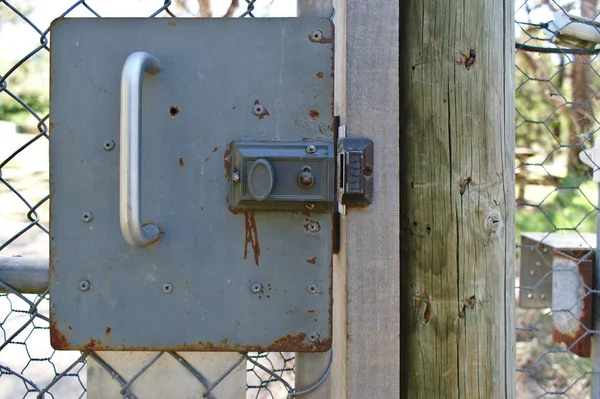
[119,52,161,247]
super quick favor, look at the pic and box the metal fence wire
[515,1,600,397]
[0,1,311,398]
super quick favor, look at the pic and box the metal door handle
[119,52,161,247]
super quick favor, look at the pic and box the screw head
[310,30,323,42]
[307,221,320,233]
[103,140,115,151]
[305,203,315,210]
[81,211,93,223]
[162,282,173,294]
[253,104,264,116]
[78,280,90,292]
[250,282,262,294]
[307,283,319,294]
[305,145,317,154]
[306,331,319,342]
[232,171,241,183]
[298,171,315,188]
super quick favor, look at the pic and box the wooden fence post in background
[399,0,516,398]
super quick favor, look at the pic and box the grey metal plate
[49,18,334,351]
[518,232,595,308]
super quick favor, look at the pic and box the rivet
[309,30,323,42]
[232,171,241,183]
[81,211,93,223]
[527,293,533,299]
[305,145,317,154]
[103,140,115,151]
[307,331,319,342]
[529,270,535,276]
[162,282,173,294]
[307,283,319,294]
[78,280,90,292]
[540,294,546,300]
[250,282,262,294]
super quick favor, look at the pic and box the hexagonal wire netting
[0,1,303,398]
[516,1,600,397]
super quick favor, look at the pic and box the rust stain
[169,106,180,117]
[228,206,239,215]
[179,157,184,167]
[212,146,219,153]
[224,143,232,181]
[185,280,189,286]
[205,157,210,162]
[167,21,177,26]
[309,110,320,120]
[68,325,72,331]
[318,126,324,135]
[316,72,323,79]
[49,319,70,350]
[244,211,260,265]
[307,257,317,265]
[105,326,111,343]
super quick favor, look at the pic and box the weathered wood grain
[399,0,515,398]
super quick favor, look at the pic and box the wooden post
[344,1,400,398]
[399,0,515,398]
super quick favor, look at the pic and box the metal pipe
[0,257,49,294]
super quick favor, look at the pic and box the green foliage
[516,175,598,238]
[0,54,49,132]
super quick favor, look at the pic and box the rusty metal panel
[552,251,593,358]
[519,232,595,308]
[49,18,334,351]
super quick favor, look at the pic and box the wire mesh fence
[0,1,305,398]
[515,1,600,397]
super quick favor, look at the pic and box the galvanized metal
[49,18,334,352]
[518,232,596,309]
[0,257,49,294]
[119,51,162,247]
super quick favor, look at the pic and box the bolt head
[162,282,173,294]
[305,145,317,154]
[305,203,316,210]
[307,221,320,232]
[78,280,90,292]
[306,331,319,342]
[81,211,93,223]
[310,30,323,42]
[307,283,319,294]
[232,171,241,183]
[253,105,264,116]
[103,140,115,151]
[250,282,262,294]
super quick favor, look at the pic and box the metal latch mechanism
[228,129,374,213]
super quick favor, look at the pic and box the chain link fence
[515,0,600,397]
[0,1,318,397]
